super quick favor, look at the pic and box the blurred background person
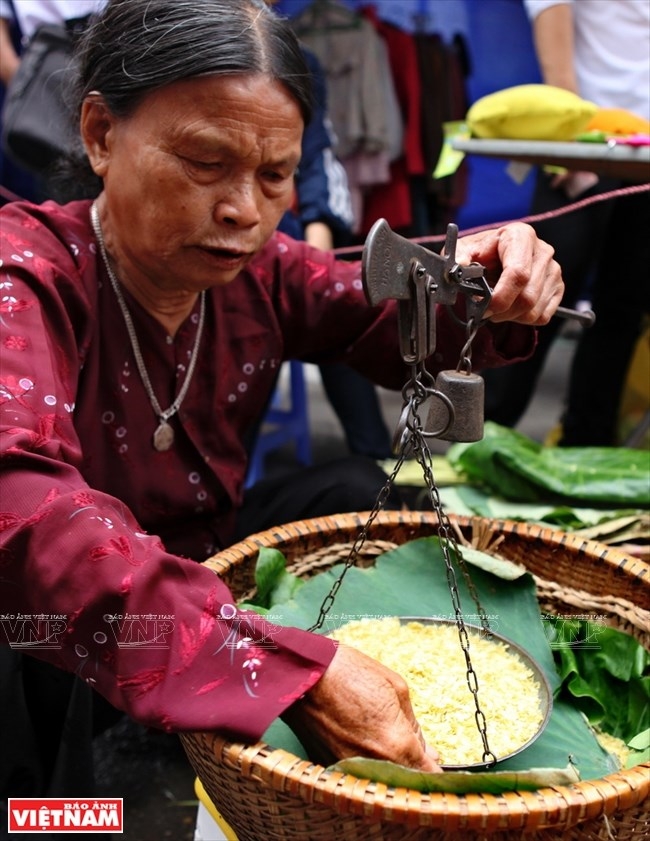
[482,0,650,446]
[0,0,102,201]
[262,0,393,464]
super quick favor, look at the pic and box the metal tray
[397,616,553,771]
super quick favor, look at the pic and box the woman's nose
[213,182,261,227]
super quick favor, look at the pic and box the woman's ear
[80,94,115,178]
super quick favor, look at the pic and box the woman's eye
[193,160,222,170]
[181,156,222,172]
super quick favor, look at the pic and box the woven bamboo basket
[180,511,650,840]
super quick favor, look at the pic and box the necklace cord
[90,202,206,427]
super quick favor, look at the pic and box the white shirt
[0,0,104,40]
[523,0,650,119]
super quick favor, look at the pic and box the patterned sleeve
[0,204,335,739]
[262,233,536,384]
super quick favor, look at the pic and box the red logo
[8,799,123,833]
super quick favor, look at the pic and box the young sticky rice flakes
[329,617,544,766]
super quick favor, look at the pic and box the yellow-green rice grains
[329,617,545,766]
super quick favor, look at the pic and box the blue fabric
[456,0,542,229]
[275,0,469,41]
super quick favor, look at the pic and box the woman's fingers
[283,644,442,772]
[456,222,564,325]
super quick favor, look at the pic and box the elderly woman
[0,0,563,799]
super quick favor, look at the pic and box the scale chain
[406,384,496,765]
[309,357,496,765]
[307,452,407,634]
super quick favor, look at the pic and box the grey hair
[74,0,313,122]
[52,0,312,200]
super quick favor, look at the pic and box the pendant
[153,420,174,451]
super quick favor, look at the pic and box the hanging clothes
[291,0,403,232]
[412,31,470,234]
[366,0,470,43]
[359,6,425,235]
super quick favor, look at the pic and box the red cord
[333,181,650,257]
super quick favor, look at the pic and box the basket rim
[204,510,650,590]
[188,734,650,828]
[190,511,650,829]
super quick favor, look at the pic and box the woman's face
[85,74,304,295]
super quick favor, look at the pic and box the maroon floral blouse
[0,199,534,739]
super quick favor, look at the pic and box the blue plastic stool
[245,360,312,488]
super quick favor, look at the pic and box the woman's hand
[282,643,441,771]
[455,222,564,326]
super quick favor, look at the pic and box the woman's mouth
[198,246,250,268]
